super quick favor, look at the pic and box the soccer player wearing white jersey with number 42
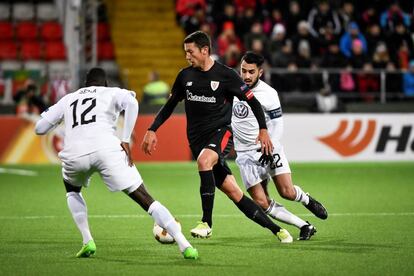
[34,68,198,259]
[231,52,328,240]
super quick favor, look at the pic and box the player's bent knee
[63,179,81,193]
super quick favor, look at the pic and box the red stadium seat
[98,41,114,60]
[40,21,62,41]
[0,41,18,60]
[0,21,13,40]
[16,21,38,41]
[97,22,110,41]
[21,41,42,60]
[44,41,66,60]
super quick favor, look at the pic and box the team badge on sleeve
[210,81,220,91]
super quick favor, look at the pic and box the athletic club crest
[210,81,220,91]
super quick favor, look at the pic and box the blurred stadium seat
[21,41,42,60]
[0,41,18,60]
[40,21,63,41]
[0,21,13,40]
[44,41,66,60]
[16,21,38,41]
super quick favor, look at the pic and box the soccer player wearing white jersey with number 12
[34,68,198,259]
[231,52,328,240]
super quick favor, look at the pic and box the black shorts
[190,126,233,187]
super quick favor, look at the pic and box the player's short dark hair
[184,31,211,54]
[85,67,107,86]
[241,51,265,67]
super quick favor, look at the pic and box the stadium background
[0,1,413,275]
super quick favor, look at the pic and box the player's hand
[256,129,273,155]
[121,142,133,167]
[141,130,157,155]
[257,149,274,166]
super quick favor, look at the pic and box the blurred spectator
[176,0,206,23]
[217,21,243,67]
[244,20,269,52]
[385,23,414,68]
[380,1,411,35]
[285,1,305,37]
[365,24,384,57]
[295,41,316,92]
[403,60,414,97]
[183,4,207,35]
[311,86,345,113]
[347,39,370,69]
[142,71,170,106]
[214,2,237,35]
[320,42,347,91]
[236,7,256,39]
[291,21,319,57]
[357,63,379,102]
[263,8,285,36]
[269,24,290,59]
[13,83,47,115]
[308,0,341,40]
[360,7,380,31]
[372,43,394,69]
[338,1,357,30]
[250,38,270,64]
[317,21,339,55]
[340,22,368,58]
[271,31,295,68]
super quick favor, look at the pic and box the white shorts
[235,144,291,190]
[61,147,143,193]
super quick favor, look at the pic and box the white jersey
[232,80,283,151]
[40,86,136,159]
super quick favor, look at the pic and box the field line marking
[1,212,414,220]
[0,167,38,176]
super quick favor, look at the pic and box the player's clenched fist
[141,130,157,155]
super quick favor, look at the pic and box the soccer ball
[153,219,181,244]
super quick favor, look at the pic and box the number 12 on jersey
[70,97,97,128]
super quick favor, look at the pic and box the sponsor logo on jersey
[186,90,216,103]
[210,81,220,91]
[233,102,249,119]
[318,119,376,156]
[186,82,192,86]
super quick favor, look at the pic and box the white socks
[66,192,93,244]
[265,200,307,229]
[294,185,309,205]
[148,201,191,252]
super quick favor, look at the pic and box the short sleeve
[226,69,253,101]
[40,97,66,125]
[115,88,137,110]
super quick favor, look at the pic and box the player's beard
[246,77,259,89]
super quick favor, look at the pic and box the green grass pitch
[0,162,413,275]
